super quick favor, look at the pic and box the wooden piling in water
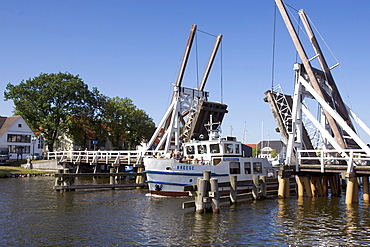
[278,175,285,198]
[210,178,220,213]
[296,175,304,197]
[363,176,370,202]
[252,175,259,200]
[322,176,329,196]
[345,175,356,204]
[230,175,237,204]
[302,176,313,197]
[260,175,267,198]
[109,167,115,189]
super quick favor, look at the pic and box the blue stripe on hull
[147,180,189,186]
[144,170,228,176]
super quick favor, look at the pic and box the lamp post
[31,136,37,159]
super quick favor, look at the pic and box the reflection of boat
[144,118,279,197]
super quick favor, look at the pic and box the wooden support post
[252,175,259,200]
[363,176,370,202]
[54,168,64,191]
[110,167,115,189]
[284,177,290,198]
[136,167,144,184]
[302,176,313,197]
[260,175,267,198]
[230,175,237,204]
[309,176,317,197]
[204,170,211,192]
[210,178,220,213]
[315,176,325,197]
[278,175,285,198]
[296,175,304,197]
[322,176,328,196]
[328,175,337,196]
[195,178,208,213]
[353,177,359,204]
[346,175,356,204]
[63,168,70,191]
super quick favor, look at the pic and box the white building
[0,116,42,160]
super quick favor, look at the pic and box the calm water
[1,177,370,246]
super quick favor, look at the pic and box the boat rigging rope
[197,29,223,103]
[271,3,277,91]
[220,42,223,104]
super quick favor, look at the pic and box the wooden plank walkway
[54,183,147,191]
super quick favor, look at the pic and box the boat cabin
[182,136,243,164]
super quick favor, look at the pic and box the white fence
[47,150,166,165]
[297,149,370,173]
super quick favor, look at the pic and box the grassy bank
[0,166,46,178]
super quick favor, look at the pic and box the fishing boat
[144,118,278,197]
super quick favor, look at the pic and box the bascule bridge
[266,0,370,204]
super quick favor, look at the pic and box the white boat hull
[144,157,278,197]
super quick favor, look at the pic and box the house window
[9,145,30,154]
[230,162,240,174]
[18,124,22,128]
[7,134,31,143]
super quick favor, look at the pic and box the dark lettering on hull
[176,165,195,171]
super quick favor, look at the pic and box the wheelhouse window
[197,145,207,154]
[235,144,240,154]
[253,162,262,174]
[210,144,220,154]
[186,145,195,155]
[230,162,240,174]
[244,162,251,174]
[224,143,233,153]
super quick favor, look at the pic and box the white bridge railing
[297,149,370,173]
[47,150,166,166]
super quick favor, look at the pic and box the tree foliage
[4,72,94,151]
[270,149,278,158]
[4,72,156,152]
[252,145,260,157]
[103,97,155,150]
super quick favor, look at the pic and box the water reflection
[2,177,370,246]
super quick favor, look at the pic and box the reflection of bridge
[268,0,370,204]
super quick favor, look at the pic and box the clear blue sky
[1,0,370,144]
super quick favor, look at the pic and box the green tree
[103,97,155,150]
[126,109,155,149]
[270,149,278,158]
[252,145,260,157]
[4,72,95,151]
[68,88,109,149]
